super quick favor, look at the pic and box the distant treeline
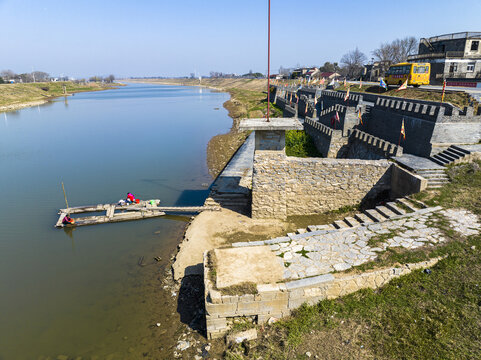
[0,70,116,84]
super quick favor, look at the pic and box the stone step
[395,198,416,212]
[363,209,386,222]
[428,178,449,184]
[417,173,448,180]
[215,200,249,206]
[375,205,397,218]
[344,216,360,227]
[428,156,447,167]
[354,213,374,224]
[385,202,406,215]
[446,146,468,158]
[405,197,427,209]
[421,172,448,178]
[436,152,457,163]
[427,184,443,189]
[443,149,462,160]
[451,145,471,155]
[333,220,349,229]
[212,194,249,200]
[416,168,446,174]
[424,175,449,182]
[432,154,451,165]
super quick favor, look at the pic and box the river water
[0,83,231,359]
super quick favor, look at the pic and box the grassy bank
[223,162,481,360]
[0,81,121,109]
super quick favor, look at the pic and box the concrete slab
[214,246,284,288]
[393,154,443,171]
[458,144,481,153]
[211,132,255,194]
[239,118,303,131]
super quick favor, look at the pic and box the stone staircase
[416,169,450,189]
[204,192,251,214]
[294,197,426,234]
[429,145,471,167]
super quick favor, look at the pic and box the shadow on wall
[174,189,211,207]
[358,168,393,210]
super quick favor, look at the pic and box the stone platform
[205,205,480,338]
[393,154,444,172]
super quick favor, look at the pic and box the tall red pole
[266,0,271,122]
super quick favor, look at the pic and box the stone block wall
[252,150,392,219]
[346,129,403,160]
[255,130,286,151]
[252,151,288,219]
[304,118,348,158]
[320,89,362,109]
[205,252,441,339]
[391,164,427,199]
[366,107,437,157]
[283,104,297,118]
[284,156,392,216]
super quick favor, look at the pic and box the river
[0,83,231,359]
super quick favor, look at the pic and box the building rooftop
[426,31,481,43]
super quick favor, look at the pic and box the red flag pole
[266,0,271,122]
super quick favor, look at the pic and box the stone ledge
[239,118,303,131]
[285,274,335,290]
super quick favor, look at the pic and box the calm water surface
[0,83,231,359]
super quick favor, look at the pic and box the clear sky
[1,0,481,78]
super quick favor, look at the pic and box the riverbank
[0,81,122,113]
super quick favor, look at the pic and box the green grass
[228,161,481,359]
[225,88,282,119]
[285,130,321,157]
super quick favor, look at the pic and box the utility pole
[266,0,271,122]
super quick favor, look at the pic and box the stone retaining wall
[304,118,348,158]
[205,253,441,339]
[346,128,403,159]
[252,151,392,219]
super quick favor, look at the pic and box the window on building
[471,41,479,51]
[467,63,475,72]
[449,63,458,73]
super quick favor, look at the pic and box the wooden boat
[55,199,219,228]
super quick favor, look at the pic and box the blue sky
[1,0,480,78]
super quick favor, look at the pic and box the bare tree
[18,73,34,83]
[372,36,418,64]
[32,71,50,81]
[340,48,367,79]
[1,69,16,80]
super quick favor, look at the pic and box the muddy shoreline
[0,99,49,112]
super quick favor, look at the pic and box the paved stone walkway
[264,207,480,280]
